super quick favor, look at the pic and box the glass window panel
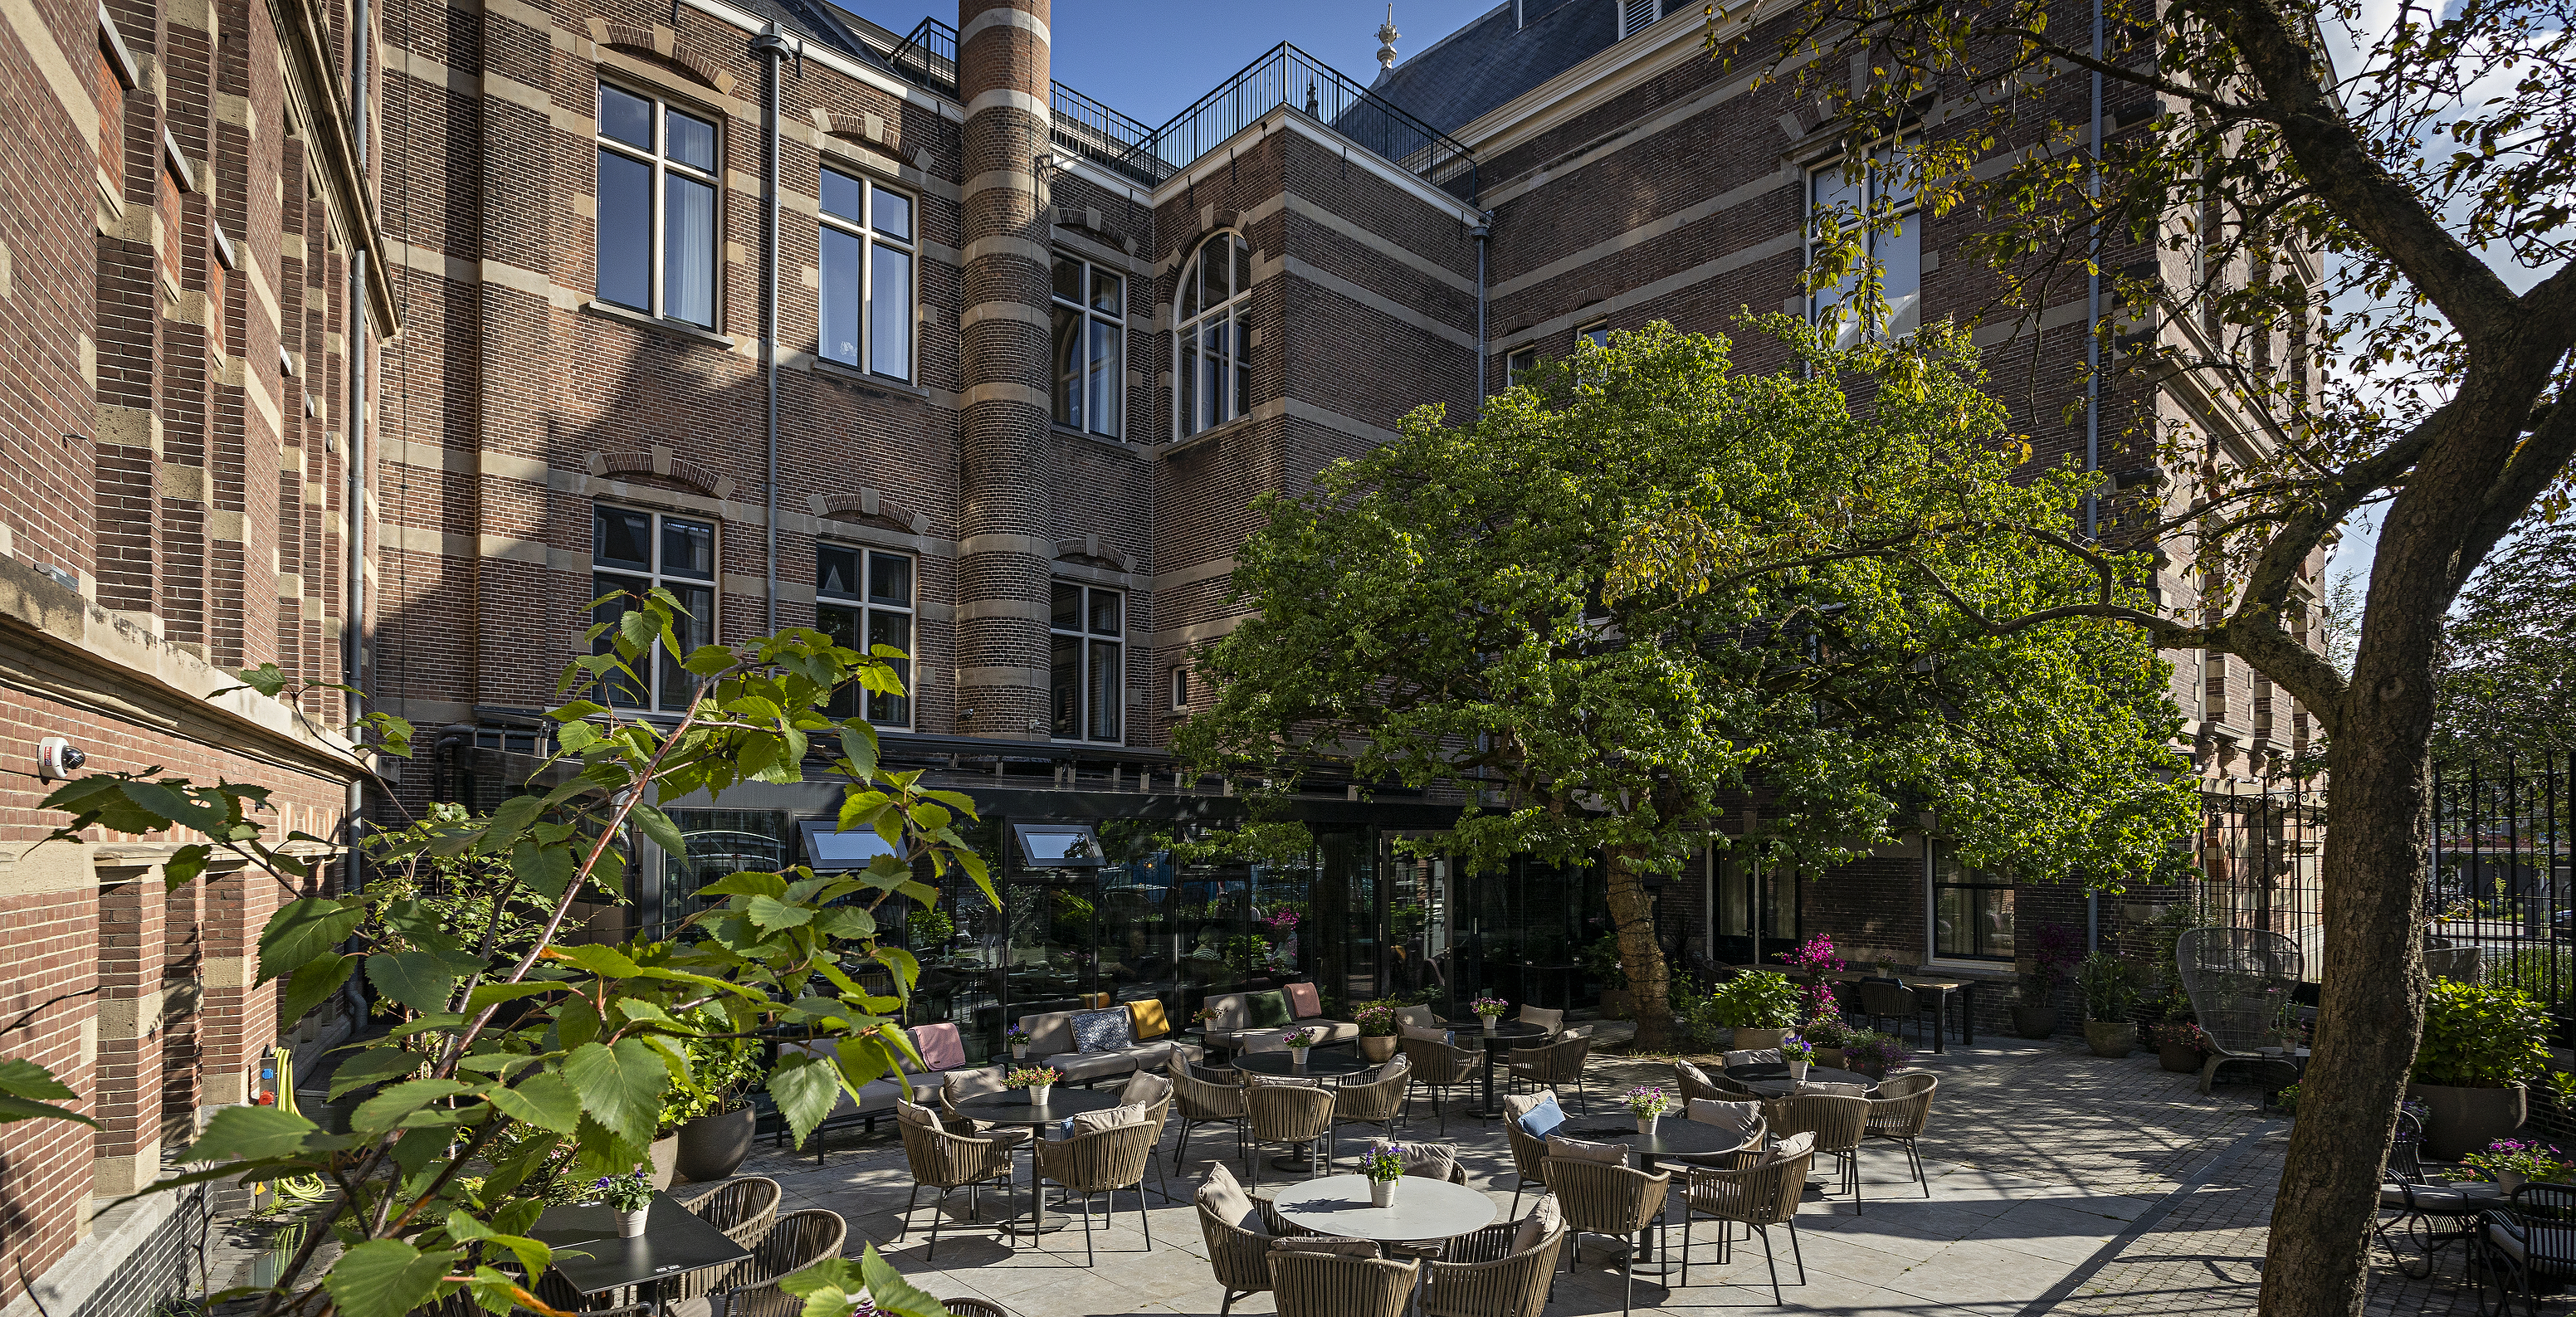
[818,226,861,366]
[1087,637,1121,741]
[1506,347,1536,386]
[1052,303,1084,429]
[661,518,714,579]
[816,603,861,718]
[869,244,911,378]
[1050,581,1082,630]
[1178,330,1200,435]
[1881,209,1921,337]
[867,608,910,727]
[592,573,651,707]
[1232,314,1251,421]
[594,506,653,570]
[1230,235,1248,296]
[666,108,716,173]
[1087,315,1120,436]
[820,168,863,224]
[1202,238,1232,305]
[872,187,911,241]
[1202,319,1228,429]
[1088,588,1121,637]
[867,552,910,607]
[1178,251,1200,319]
[1051,256,1084,305]
[1091,268,1121,315]
[598,85,651,149]
[658,583,715,711]
[1049,633,1081,738]
[595,149,653,311]
[1765,867,1798,939]
[664,173,717,327]
[817,544,861,600]
[1718,855,1753,937]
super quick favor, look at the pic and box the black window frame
[815,542,915,729]
[1927,839,2016,962]
[1048,581,1125,744]
[591,503,717,712]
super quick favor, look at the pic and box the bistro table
[1237,1046,1379,1168]
[1555,1119,1755,1274]
[1721,1062,1881,1099]
[1272,1173,1498,1279]
[957,1086,1125,1235]
[527,1193,752,1314]
[1463,1019,1551,1119]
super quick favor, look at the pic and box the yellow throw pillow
[1128,999,1171,1039]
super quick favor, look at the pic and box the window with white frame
[1929,841,2015,961]
[1175,232,1251,439]
[1051,252,1125,437]
[1049,582,1123,743]
[1807,140,1921,347]
[592,505,715,712]
[818,167,915,380]
[815,544,914,729]
[596,83,720,329]
[1505,345,1538,387]
[1574,319,1610,349]
[1168,663,1188,713]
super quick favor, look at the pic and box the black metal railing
[888,17,957,96]
[1051,80,1162,186]
[1117,42,1475,200]
[2428,750,2576,1006]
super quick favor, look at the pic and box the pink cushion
[910,1022,965,1073]
[1285,982,1322,1019]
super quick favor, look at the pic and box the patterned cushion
[1247,992,1294,1027]
[1284,982,1323,1019]
[1071,1007,1133,1054]
[1128,998,1172,1039]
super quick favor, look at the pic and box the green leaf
[162,843,214,890]
[276,952,356,1032]
[681,643,739,676]
[321,1240,456,1317]
[870,946,921,996]
[485,1073,582,1133]
[0,1059,79,1103]
[541,944,642,978]
[812,906,877,939]
[181,1105,320,1163]
[561,1039,667,1146]
[695,871,789,900]
[510,841,577,901]
[479,793,545,850]
[627,802,688,861]
[328,1044,433,1100]
[368,951,468,1014]
[465,980,567,1012]
[257,898,363,984]
[350,1078,475,1134]
[859,1244,946,1317]
[0,1095,96,1126]
[743,895,813,933]
[765,1052,841,1150]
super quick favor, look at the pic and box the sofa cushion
[1020,1011,1080,1057]
[1285,982,1322,1019]
[908,1022,965,1074]
[1072,1008,1133,1053]
[1044,1050,1134,1084]
[1198,1162,1260,1232]
[1129,999,1172,1039]
[1400,1023,1451,1046]
[1687,1099,1763,1139]
[1247,992,1293,1027]
[1204,993,1251,1032]
[894,1098,942,1131]
[1393,1004,1441,1031]
[1545,1135,1628,1166]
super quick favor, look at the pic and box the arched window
[1175,232,1251,439]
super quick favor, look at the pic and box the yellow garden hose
[269,1047,329,1205]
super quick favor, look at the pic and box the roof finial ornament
[1377,3,1400,71]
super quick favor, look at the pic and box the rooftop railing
[886,18,1167,188]
[1120,42,1475,200]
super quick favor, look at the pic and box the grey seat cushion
[2486,1216,2576,1268]
[2383,1179,2505,1214]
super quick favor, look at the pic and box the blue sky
[832,1,1503,124]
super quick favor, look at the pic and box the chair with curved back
[1863,1074,1938,1197]
[668,1176,780,1303]
[709,1210,847,1317]
[1498,1090,1554,1217]
[1033,1117,1161,1266]
[1244,1083,1339,1188]
[1763,1093,1870,1211]
[1168,1056,1249,1171]
[1505,1034,1593,1112]
[1857,978,1933,1045]
[895,1115,1016,1260]
[1681,1130,1814,1304]
[1269,1251,1419,1317]
[1198,1178,1332,1315]
[1542,1157,1671,1317]
[1422,1218,1568,1317]
[1400,1032,1489,1135]
[1330,1057,1413,1163]
[2380,1105,2502,1277]
[2175,926,2305,1095]
[1672,1060,1736,1106]
[2476,1181,2576,1316]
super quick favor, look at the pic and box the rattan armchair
[667,1176,779,1301]
[1505,1034,1593,1112]
[708,1209,847,1317]
[1330,1057,1412,1163]
[1543,1157,1671,1317]
[1673,1061,1733,1106]
[1764,1092,1871,1211]
[939,1066,1032,1144]
[1199,1194,1327,1315]
[1269,1251,1419,1317]
[1401,1033,1488,1135]
[896,1119,1017,1260]
[1422,1222,1568,1317]
[1515,1005,1565,1037]
[1499,1091,1554,1216]
[1033,1118,1160,1266]
[1857,978,1936,1044]
[1863,1073,1937,1197]
[1681,1133,1813,1304]
[1168,1060,1249,1171]
[1245,1083,1337,1188]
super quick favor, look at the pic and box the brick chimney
[955,0,1053,740]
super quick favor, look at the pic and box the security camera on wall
[37,737,85,782]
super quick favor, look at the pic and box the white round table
[1271,1173,1498,1245]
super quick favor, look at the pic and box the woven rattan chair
[1764,1093,1869,1209]
[1516,1005,1565,1037]
[1505,1034,1593,1112]
[1681,1132,1813,1304]
[1500,1091,1554,1216]
[1330,1058,1412,1163]
[2380,1106,2503,1278]
[1422,1222,1567,1317]
[709,1210,846,1317]
[2176,926,2305,1095]
[1857,978,1934,1045]
[896,1119,1016,1260]
[1034,1118,1160,1266]
[1401,1033,1488,1135]
[2476,1182,2576,1317]
[1270,1251,1418,1317]
[1673,1061,1734,1106]
[940,1300,1011,1316]
[667,1176,779,1301]
[1544,1157,1671,1317]
[939,1066,1032,1144]
[1863,1073,1937,1197]
[1199,1193,1325,1315]
[1169,1058,1249,1170]
[1245,1083,1338,1188]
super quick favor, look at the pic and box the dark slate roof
[1368,0,1622,138]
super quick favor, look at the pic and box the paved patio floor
[710,1030,2534,1317]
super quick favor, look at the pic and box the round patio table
[1721,1063,1880,1098]
[1271,1172,1497,1247]
[1553,1119,1754,1274]
[956,1087,1124,1235]
[1462,1019,1550,1118]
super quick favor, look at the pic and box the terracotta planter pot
[2408,1081,2528,1162]
[2011,1004,2059,1040]
[1359,1035,1398,1063]
[2081,1021,2134,1058]
[2157,1041,2203,1074]
[1730,1027,1790,1051]
[673,1104,754,1184]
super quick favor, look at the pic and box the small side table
[1462,1020,1549,1119]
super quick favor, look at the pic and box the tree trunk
[1607,848,1671,1051]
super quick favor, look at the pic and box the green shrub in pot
[1708,971,1803,1029]
[2413,980,2552,1089]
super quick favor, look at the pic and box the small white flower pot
[1027,1085,1052,1105]
[1012,1045,1028,1061]
[1481,1017,1500,1033]
[1370,1179,1394,1208]
[1787,1060,1810,1082]
[1637,1114,1660,1137]
[617,1207,650,1238]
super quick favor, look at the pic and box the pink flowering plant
[1283,1029,1316,1051]
[1004,1065,1061,1089]
[1471,996,1510,1019]
[2465,1139,2570,1183]
[1622,1085,1674,1119]
[1780,934,1846,1017]
[1846,1032,1913,1075]
[1262,910,1302,934]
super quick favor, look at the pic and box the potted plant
[1471,997,1509,1033]
[1007,1064,1061,1103]
[906,903,955,951]
[1779,1033,1815,1082]
[2076,953,2137,1057]
[1284,1029,1316,1072]
[1361,1142,1407,1207]
[2464,1139,2570,1196]
[1006,1025,1034,1061]
[1581,933,1631,1017]
[2015,922,2081,1039]
[1354,1000,1402,1062]
[2150,1019,2211,1075]
[668,1037,766,1183]
[1623,1085,1673,1136]
[2409,979,2553,1159]
[1802,1012,1858,1070]
[1189,1006,1222,1033]
[1707,971,1803,1050]
[1779,934,1846,1021]
[591,1165,656,1238]
[1844,1032,1912,1080]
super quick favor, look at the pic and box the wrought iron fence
[2186,779,2328,976]
[887,17,956,95]
[1051,80,1163,186]
[1115,42,1476,200]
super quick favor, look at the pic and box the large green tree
[2437,523,2576,758]
[1174,321,2197,1049]
[1696,0,2576,1310]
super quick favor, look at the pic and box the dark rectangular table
[529,1192,751,1305]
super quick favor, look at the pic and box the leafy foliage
[2413,980,2554,1090]
[2076,952,2139,1023]
[2438,523,2576,758]
[1707,972,1807,1030]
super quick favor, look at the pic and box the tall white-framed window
[1052,252,1125,437]
[815,543,914,729]
[595,83,721,329]
[818,166,915,380]
[1807,139,1921,347]
[1050,582,1124,743]
[1168,662,1189,713]
[592,504,715,712]
[1175,232,1251,440]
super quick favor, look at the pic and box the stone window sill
[580,299,734,349]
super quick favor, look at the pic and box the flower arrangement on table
[591,1166,655,1212]
[1190,1006,1222,1027]
[1623,1086,1673,1119]
[1361,1142,1409,1183]
[1283,1029,1317,1051]
[1778,1033,1817,1064]
[1471,997,1510,1021]
[1004,1065,1061,1095]
[2465,1138,2571,1189]
[1354,1002,1399,1037]
[1005,1025,1034,1055]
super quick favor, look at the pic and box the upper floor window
[1929,841,2014,962]
[1050,582,1123,743]
[819,168,915,380]
[593,505,715,711]
[597,85,720,329]
[1505,345,1538,387]
[816,544,913,729]
[1176,232,1251,440]
[1052,253,1125,437]
[1807,140,1920,347]
[1575,319,1610,350]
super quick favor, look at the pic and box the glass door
[1714,851,1801,967]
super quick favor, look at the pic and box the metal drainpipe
[754,25,789,632]
[1472,217,1490,414]
[2085,0,2103,540]
[345,252,369,896]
